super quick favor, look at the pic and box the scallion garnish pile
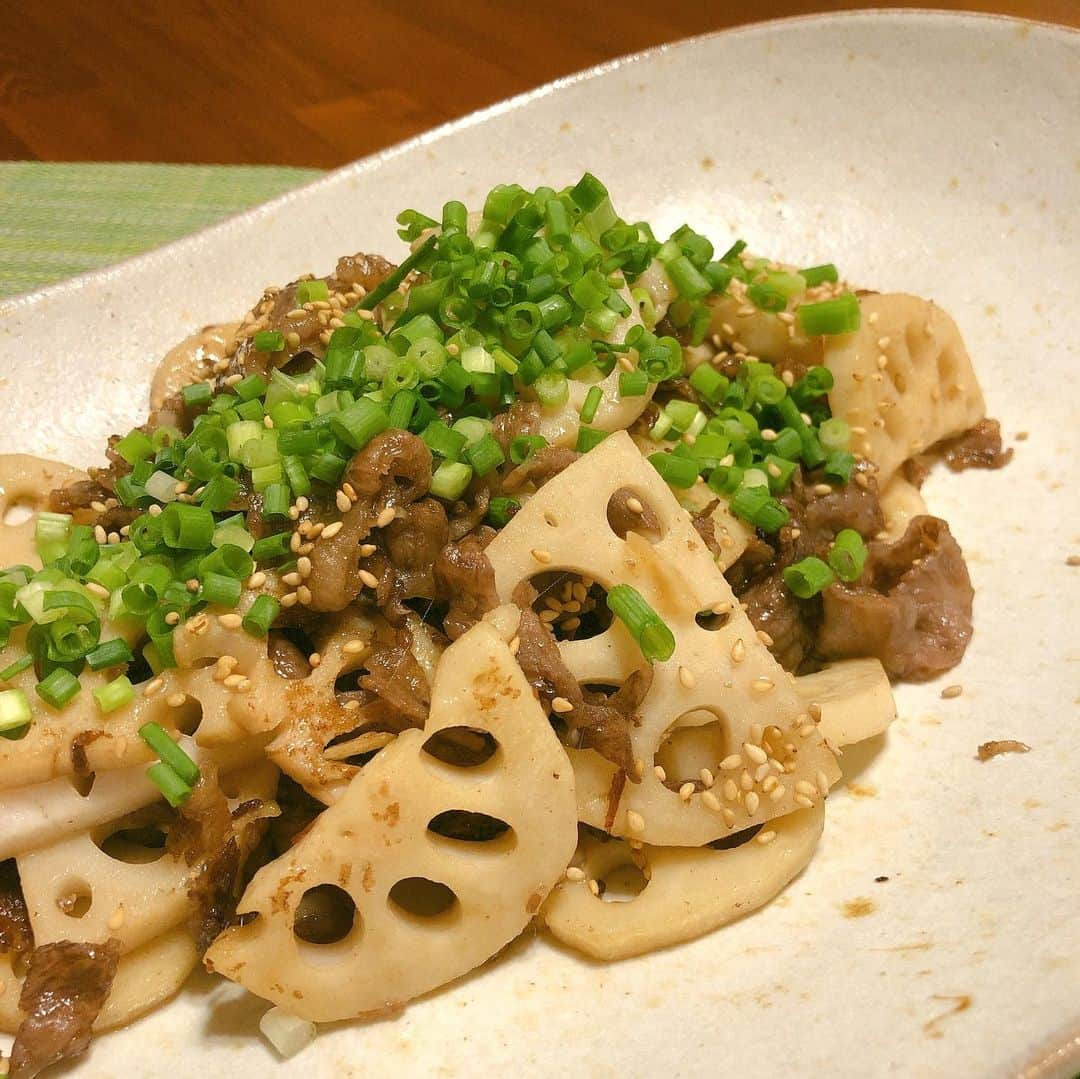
[0,172,866,746]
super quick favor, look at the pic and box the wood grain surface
[1,1,1076,166]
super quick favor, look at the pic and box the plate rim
[0,8,1075,314]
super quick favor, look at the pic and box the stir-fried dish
[0,175,1008,1075]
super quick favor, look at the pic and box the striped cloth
[0,163,323,297]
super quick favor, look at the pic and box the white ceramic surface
[1,11,1078,1078]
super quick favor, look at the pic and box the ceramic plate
[1,11,1077,1078]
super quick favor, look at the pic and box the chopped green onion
[198,473,240,513]
[251,532,292,562]
[146,762,193,807]
[0,655,33,681]
[509,435,547,465]
[580,386,603,424]
[796,292,861,335]
[0,688,31,735]
[253,329,285,352]
[688,364,727,404]
[161,504,215,550]
[261,483,291,519]
[182,381,213,409]
[664,399,701,433]
[819,417,851,452]
[534,369,568,408]
[618,369,649,397]
[35,512,72,564]
[35,668,81,709]
[356,234,438,311]
[139,721,201,786]
[429,460,473,501]
[464,434,505,477]
[86,638,134,671]
[606,584,675,664]
[330,399,390,451]
[799,264,839,287]
[114,430,155,465]
[575,427,609,453]
[242,594,280,638]
[422,420,468,461]
[828,529,869,582]
[200,572,242,608]
[487,497,520,528]
[824,450,855,484]
[764,454,798,493]
[783,556,836,599]
[648,452,699,489]
[93,674,135,715]
[296,279,329,305]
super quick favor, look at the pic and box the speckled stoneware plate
[1,10,1077,1078]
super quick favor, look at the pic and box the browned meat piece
[359,630,431,725]
[268,632,312,680]
[382,498,449,599]
[513,608,646,773]
[332,252,397,294]
[977,740,1030,761]
[447,480,494,542]
[690,511,722,558]
[501,446,580,492]
[0,860,32,960]
[8,939,120,1079]
[818,515,974,681]
[169,769,241,955]
[435,535,499,640]
[491,401,541,451]
[940,418,1013,472]
[727,465,885,672]
[306,430,433,612]
[606,487,663,540]
[46,480,110,516]
[739,574,817,674]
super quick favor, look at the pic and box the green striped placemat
[0,163,324,297]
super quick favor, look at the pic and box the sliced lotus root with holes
[205,617,577,1022]
[264,609,430,805]
[484,432,840,845]
[706,290,824,369]
[0,925,197,1035]
[0,736,267,862]
[15,758,277,957]
[825,293,985,484]
[169,612,288,746]
[0,614,279,792]
[541,805,823,960]
[0,455,87,568]
[795,658,896,751]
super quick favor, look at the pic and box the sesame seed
[751,678,775,695]
[702,790,722,811]
[781,370,795,387]
[93,525,107,544]
[739,771,754,791]
[808,703,823,722]
[796,780,817,798]
[280,592,299,608]
[565,866,586,882]
[678,782,695,802]
[654,765,667,782]
[719,754,742,771]
[678,666,696,689]
[142,677,164,698]
[722,779,739,802]
[85,581,109,599]
[762,775,779,792]
[550,696,574,714]
[375,507,396,528]
[756,830,777,845]
[722,808,736,827]
[248,571,267,589]
[768,785,787,802]
[795,795,815,809]
[754,763,770,783]
[219,613,242,630]
[107,907,125,931]
[940,684,963,699]
[531,548,552,564]
[626,810,646,833]
[760,428,778,442]
[164,611,181,626]
[356,569,379,590]
[507,635,520,656]
[587,879,601,897]
[297,556,312,578]
[335,491,352,513]
[813,483,833,496]
[166,692,186,708]
[342,700,361,711]
[756,629,774,647]
[745,792,760,814]
[798,722,816,738]
[744,742,767,765]
[625,496,645,515]
[282,572,302,587]
[816,770,830,796]
[186,578,200,593]
[289,532,302,553]
[712,600,732,615]
[288,507,300,521]
[223,674,246,689]
[309,653,322,668]
[699,768,714,788]
[731,639,746,663]
[312,521,339,541]
[147,503,163,517]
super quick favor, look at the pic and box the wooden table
[2,1,1075,167]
